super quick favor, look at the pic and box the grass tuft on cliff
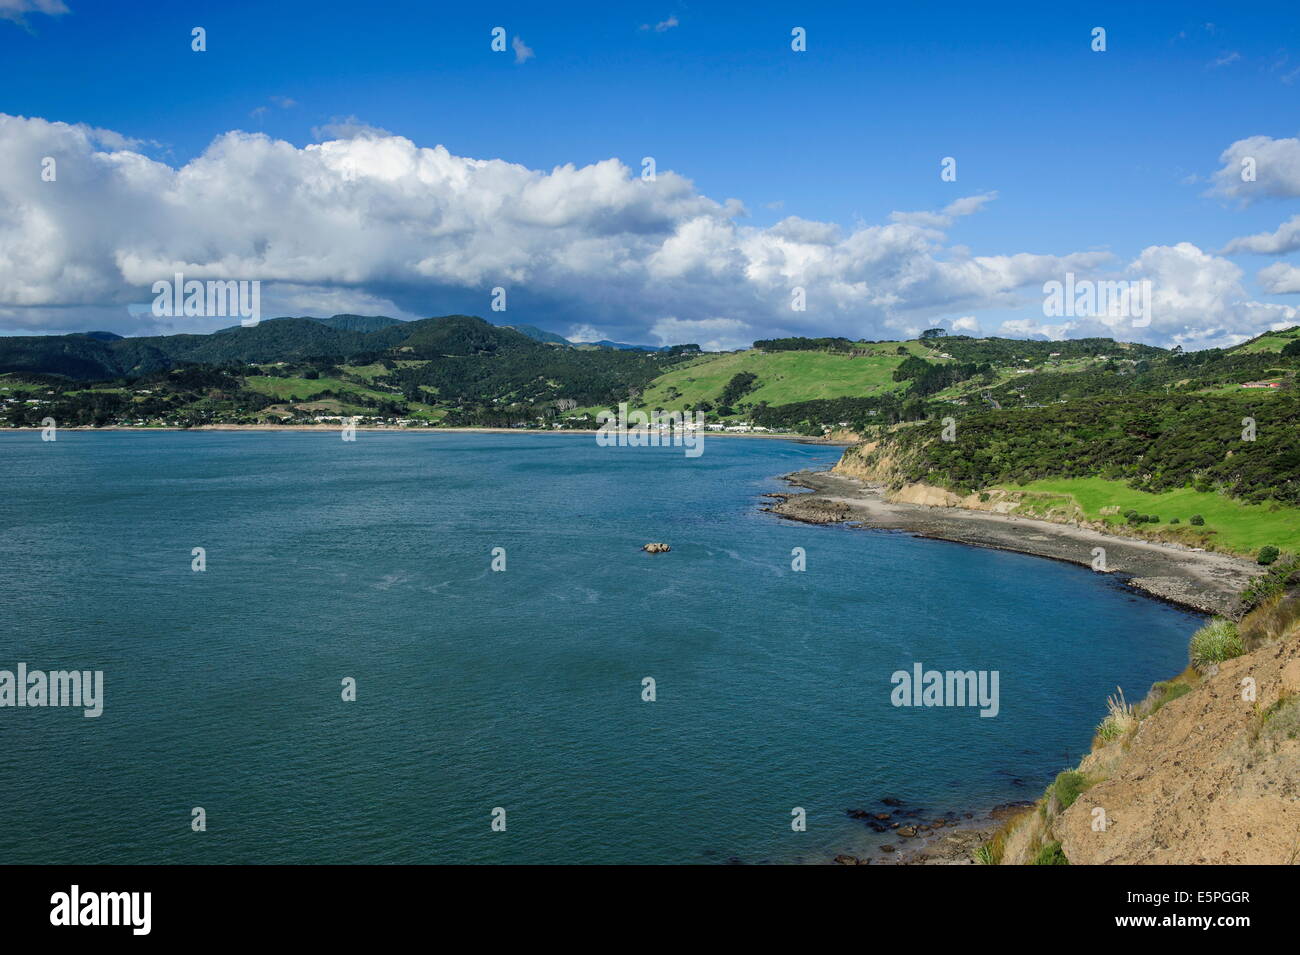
[1189,619,1244,671]
[1033,841,1069,865]
[1050,771,1091,813]
[1094,687,1137,743]
[1145,679,1194,717]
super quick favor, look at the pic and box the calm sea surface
[0,431,1200,863]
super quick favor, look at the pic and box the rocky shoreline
[829,798,1035,865]
[761,466,1270,864]
[764,468,1262,618]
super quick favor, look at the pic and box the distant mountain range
[298,315,671,351]
[501,323,672,351]
[0,314,682,380]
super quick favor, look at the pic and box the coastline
[12,426,1258,863]
[2,424,856,445]
[765,468,1261,618]
[826,799,1036,866]
[760,465,1273,864]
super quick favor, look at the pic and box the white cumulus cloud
[1210,134,1300,203]
[0,113,1291,348]
[1222,214,1300,254]
[1257,261,1300,294]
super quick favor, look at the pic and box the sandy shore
[7,424,853,444]
[766,468,1262,618]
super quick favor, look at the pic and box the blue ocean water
[0,431,1200,864]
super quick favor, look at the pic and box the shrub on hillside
[1190,619,1244,671]
[1258,545,1280,565]
[1241,553,1300,609]
[1190,514,1205,525]
[1050,770,1090,811]
[1033,841,1069,865]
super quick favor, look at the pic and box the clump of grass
[1032,841,1069,865]
[1189,618,1244,672]
[1261,693,1293,723]
[1095,687,1137,743]
[1146,680,1193,717]
[1252,691,1299,745]
[975,829,1007,865]
[975,803,1041,864]
[1050,770,1090,812]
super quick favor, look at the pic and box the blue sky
[4,0,1300,348]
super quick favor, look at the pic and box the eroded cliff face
[832,440,898,482]
[821,428,862,444]
[832,438,1180,537]
[1054,632,1300,864]
[833,438,1088,521]
[985,595,1300,865]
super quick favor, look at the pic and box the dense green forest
[0,315,691,428]
[855,393,1300,506]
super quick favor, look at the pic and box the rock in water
[642,542,671,553]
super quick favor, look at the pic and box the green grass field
[0,377,47,394]
[1006,476,1300,554]
[337,360,428,382]
[1230,326,1300,354]
[338,362,389,381]
[632,348,910,411]
[242,375,392,403]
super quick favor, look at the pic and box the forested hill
[841,392,1300,506]
[0,314,695,428]
[2,319,1297,455]
[0,314,542,379]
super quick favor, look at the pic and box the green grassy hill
[1226,325,1300,354]
[3,321,1297,463]
[633,348,913,410]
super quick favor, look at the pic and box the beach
[8,423,856,444]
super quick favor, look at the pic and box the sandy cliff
[987,592,1300,865]
[1055,632,1300,864]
